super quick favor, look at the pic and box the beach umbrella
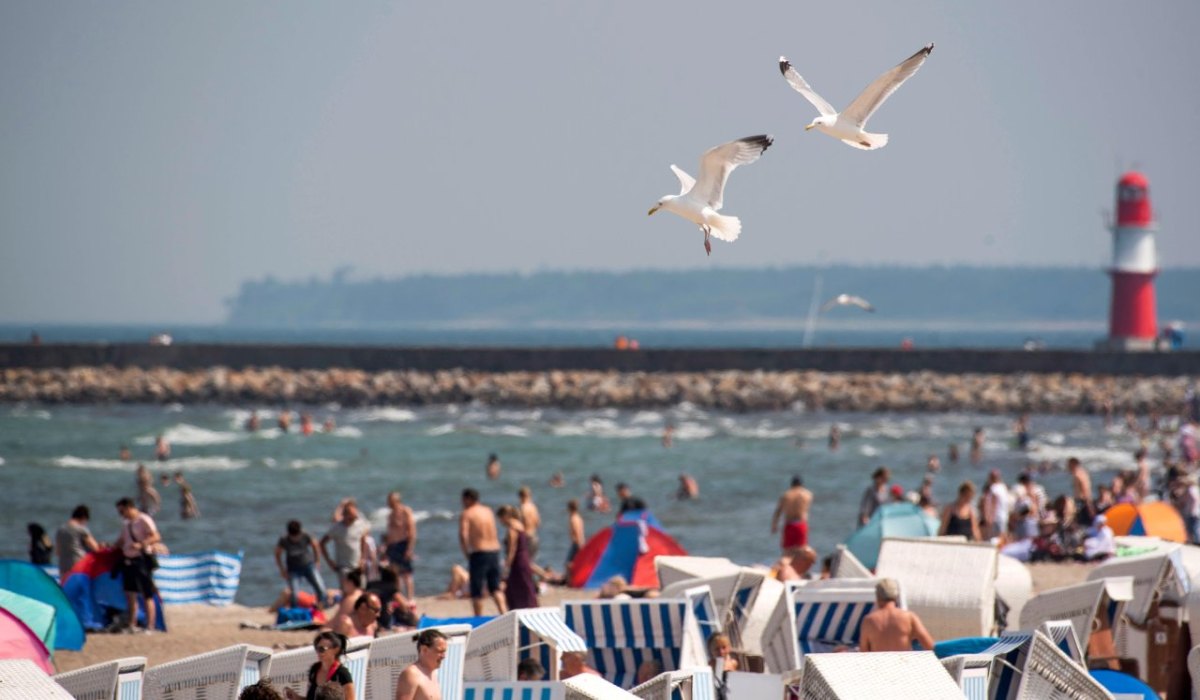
[0,589,56,652]
[843,502,940,570]
[569,510,687,589]
[0,559,85,650]
[1103,502,1187,543]
[0,607,53,674]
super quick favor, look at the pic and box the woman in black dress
[498,505,539,610]
[939,481,981,541]
[284,631,354,700]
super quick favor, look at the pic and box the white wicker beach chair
[54,656,147,700]
[464,680,566,700]
[561,599,708,688]
[654,557,740,590]
[1087,549,1190,627]
[800,651,967,699]
[562,673,641,699]
[630,667,714,700]
[368,624,470,700]
[1189,645,1200,700]
[1018,576,1133,655]
[829,545,872,580]
[267,636,371,700]
[660,570,763,656]
[465,608,584,682]
[0,659,74,699]
[142,644,273,700]
[939,653,991,700]
[760,579,883,674]
[875,537,998,641]
[738,576,782,658]
[993,554,1032,633]
[722,670,785,700]
[1010,631,1113,700]
[978,621,1086,700]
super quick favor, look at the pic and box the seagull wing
[845,295,876,312]
[693,134,773,210]
[669,164,696,196]
[779,57,837,117]
[820,294,876,313]
[842,43,933,127]
[818,298,839,313]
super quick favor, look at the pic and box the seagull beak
[647,206,660,216]
[805,124,815,131]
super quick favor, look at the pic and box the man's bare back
[1071,466,1092,502]
[569,512,585,547]
[461,503,500,554]
[775,486,812,525]
[860,605,933,652]
[395,663,441,700]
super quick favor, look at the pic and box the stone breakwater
[0,366,1193,414]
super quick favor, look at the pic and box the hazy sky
[2,2,1198,323]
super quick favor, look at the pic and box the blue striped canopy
[154,551,242,605]
[563,601,687,688]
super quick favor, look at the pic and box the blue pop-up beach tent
[843,502,940,570]
[0,559,85,650]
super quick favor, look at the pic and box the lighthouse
[1100,171,1160,351]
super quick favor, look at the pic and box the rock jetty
[0,366,1192,414]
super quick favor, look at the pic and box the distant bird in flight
[779,43,933,150]
[648,134,773,256]
[820,294,876,313]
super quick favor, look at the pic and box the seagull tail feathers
[842,133,888,150]
[707,214,741,242]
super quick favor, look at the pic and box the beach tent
[0,589,56,653]
[842,503,939,570]
[1104,502,1188,543]
[0,559,85,650]
[60,549,166,632]
[0,607,54,674]
[569,511,687,589]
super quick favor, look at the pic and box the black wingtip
[923,42,934,55]
[778,57,792,75]
[743,134,774,153]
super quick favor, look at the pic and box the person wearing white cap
[1082,514,1115,561]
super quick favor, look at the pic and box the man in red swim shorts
[771,475,813,553]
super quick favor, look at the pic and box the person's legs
[287,570,304,608]
[486,552,507,614]
[298,564,328,605]
[143,593,157,631]
[468,552,486,616]
[125,591,139,629]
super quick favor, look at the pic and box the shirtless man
[859,578,934,652]
[135,463,161,516]
[770,476,813,559]
[517,486,541,561]
[395,629,448,700]
[560,651,601,679]
[486,453,501,481]
[459,489,507,616]
[1068,457,1093,523]
[385,491,417,599]
[154,434,171,462]
[565,500,585,577]
[333,592,380,638]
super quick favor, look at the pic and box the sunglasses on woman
[315,644,336,653]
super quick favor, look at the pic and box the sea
[0,323,1181,606]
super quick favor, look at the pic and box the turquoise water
[0,402,1152,606]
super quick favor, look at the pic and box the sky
[1,2,1198,324]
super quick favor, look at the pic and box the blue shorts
[468,550,502,599]
[387,541,413,574]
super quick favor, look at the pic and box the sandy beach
[52,560,1094,673]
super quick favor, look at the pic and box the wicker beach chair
[562,673,642,699]
[1009,631,1113,700]
[993,554,1032,633]
[1189,646,1200,700]
[54,656,147,700]
[465,608,584,682]
[738,576,782,659]
[561,598,708,688]
[1087,549,1190,627]
[939,653,991,700]
[0,659,74,699]
[661,570,763,658]
[800,651,967,699]
[875,537,998,641]
[829,545,872,580]
[267,636,370,700]
[142,644,273,700]
[630,667,714,700]
[979,622,1085,700]
[464,680,566,700]
[654,557,740,590]
[760,579,883,674]
[368,624,470,700]
[1018,576,1133,656]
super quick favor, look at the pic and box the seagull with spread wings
[648,134,773,256]
[820,294,876,313]
[779,43,933,150]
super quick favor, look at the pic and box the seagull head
[806,116,834,132]
[648,195,674,216]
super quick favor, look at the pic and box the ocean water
[0,401,1162,606]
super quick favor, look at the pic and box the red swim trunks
[781,520,808,549]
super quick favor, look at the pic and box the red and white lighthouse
[1101,171,1160,351]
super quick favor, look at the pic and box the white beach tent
[761,579,885,674]
[54,655,146,700]
[366,624,470,700]
[465,608,586,682]
[875,537,998,641]
[561,598,709,688]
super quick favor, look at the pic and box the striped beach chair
[465,609,585,681]
[800,651,967,699]
[1018,576,1133,657]
[829,545,873,580]
[562,673,642,699]
[630,667,714,700]
[875,537,998,641]
[267,636,370,700]
[464,680,566,700]
[561,599,708,689]
[0,659,74,699]
[660,570,762,657]
[152,551,242,606]
[979,621,1083,700]
[55,656,147,700]
[142,644,272,700]
[761,580,883,674]
[367,624,470,700]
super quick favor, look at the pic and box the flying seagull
[820,294,875,313]
[648,134,773,256]
[779,43,933,150]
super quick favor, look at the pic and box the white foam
[672,422,715,440]
[367,507,455,531]
[1025,444,1135,471]
[550,418,653,439]
[0,456,5,466]
[262,457,277,467]
[859,444,880,457]
[329,426,362,438]
[286,459,341,470]
[495,408,543,422]
[426,424,455,436]
[9,408,51,420]
[53,456,130,470]
[165,403,184,413]
[479,425,530,438]
[54,455,249,471]
[1035,432,1067,446]
[631,411,664,424]
[135,424,243,446]
[354,407,418,423]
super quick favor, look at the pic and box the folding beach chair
[464,680,566,700]
[828,545,872,580]
[142,644,273,700]
[760,580,883,674]
[875,537,998,641]
[465,608,585,681]
[54,656,146,700]
[799,651,967,699]
[0,659,74,700]
[630,667,714,700]
[367,624,470,700]
[1018,576,1133,659]
[267,636,371,700]
[562,673,642,699]
[561,599,708,689]
[654,557,740,590]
